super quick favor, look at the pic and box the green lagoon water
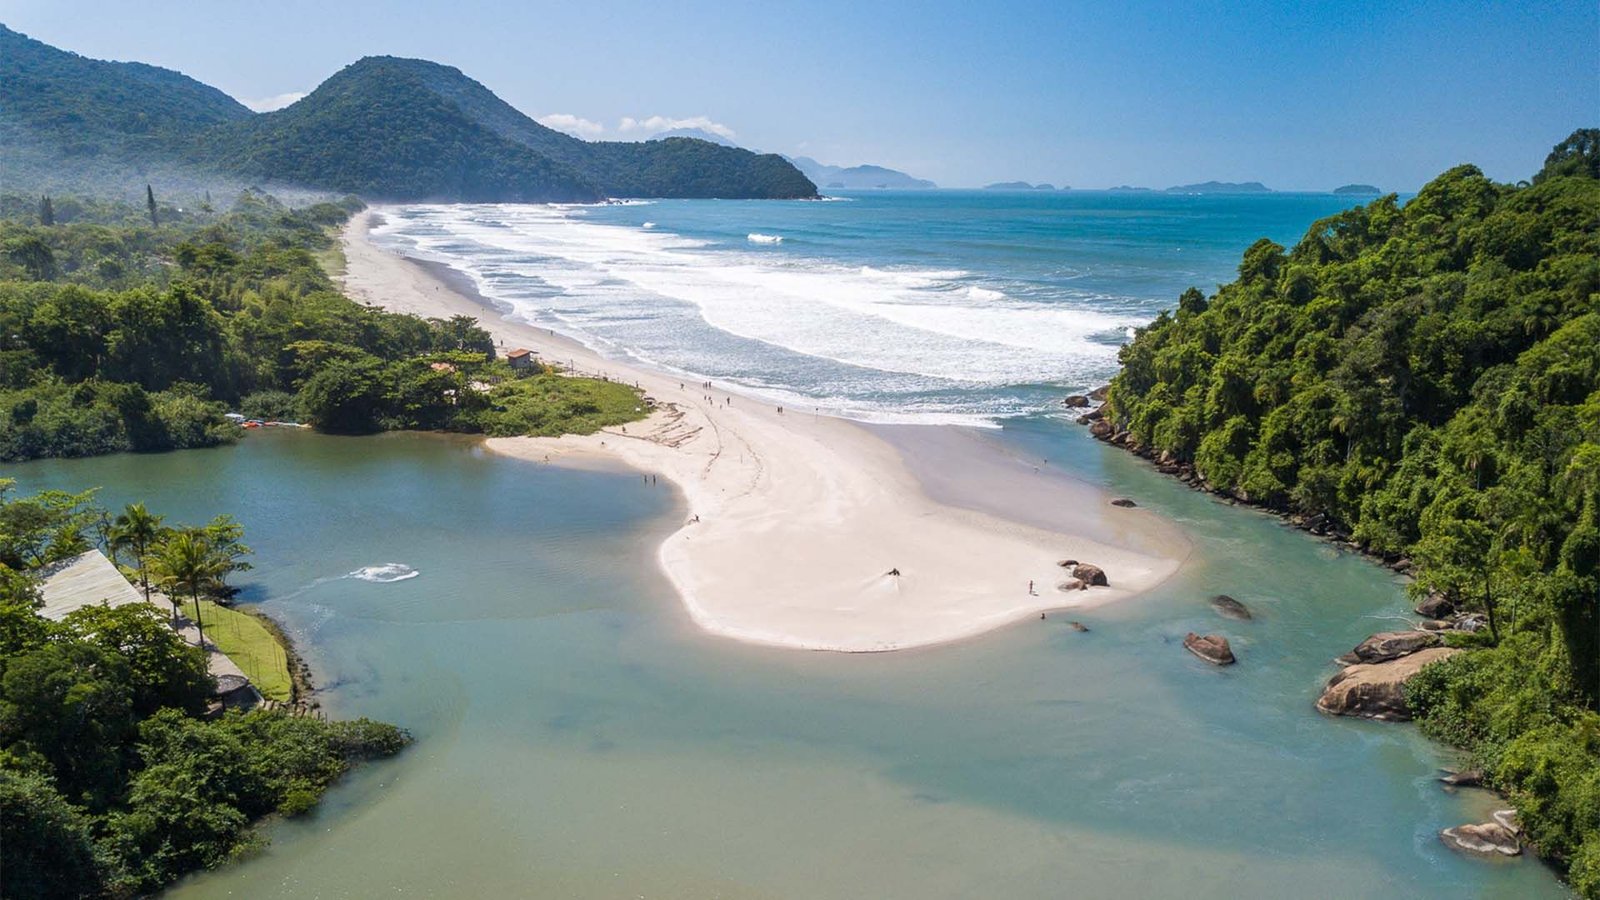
[9,426,1566,898]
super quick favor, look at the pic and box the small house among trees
[507,348,536,371]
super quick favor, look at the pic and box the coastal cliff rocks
[1183,632,1236,665]
[1088,385,1109,402]
[1440,821,1522,857]
[1089,419,1115,438]
[1062,394,1090,407]
[1071,564,1109,586]
[1334,630,1441,666]
[1315,646,1460,720]
[1209,594,1252,620]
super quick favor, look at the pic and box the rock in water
[1063,394,1090,407]
[1183,632,1236,665]
[1072,564,1108,586]
[1088,385,1109,402]
[1209,595,1252,620]
[1439,769,1483,788]
[1335,630,1440,665]
[1440,822,1521,857]
[1110,497,1138,508]
[1315,647,1460,720]
[1068,621,1089,632]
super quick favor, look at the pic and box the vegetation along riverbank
[1080,129,1600,893]
[0,478,411,897]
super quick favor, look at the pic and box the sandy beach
[340,210,1187,651]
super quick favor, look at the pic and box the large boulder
[1110,497,1138,508]
[1414,591,1455,619]
[1440,821,1520,857]
[1184,632,1236,665]
[1335,630,1440,666]
[1063,394,1090,408]
[1072,564,1108,586]
[1210,595,1253,620]
[1315,647,1460,720]
[1088,385,1109,402]
[1089,419,1115,438]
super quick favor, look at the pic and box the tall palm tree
[109,503,165,610]
[148,529,223,650]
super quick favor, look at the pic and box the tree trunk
[192,587,207,650]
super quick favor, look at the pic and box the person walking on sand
[1028,579,1035,594]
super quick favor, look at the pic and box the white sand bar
[341,211,1187,651]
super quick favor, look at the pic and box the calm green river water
[9,425,1565,898]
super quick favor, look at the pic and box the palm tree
[148,529,224,650]
[109,503,165,609]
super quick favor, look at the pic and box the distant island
[1105,185,1154,192]
[1165,181,1273,194]
[0,26,817,202]
[1333,183,1382,194]
[982,181,1061,191]
[787,156,936,189]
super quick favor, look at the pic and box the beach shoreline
[340,209,1189,652]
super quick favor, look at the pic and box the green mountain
[1103,129,1600,893]
[0,28,817,202]
[1333,183,1382,194]
[196,57,605,203]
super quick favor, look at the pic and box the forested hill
[1103,128,1600,894]
[196,57,606,203]
[389,56,819,199]
[0,27,818,202]
[0,25,251,154]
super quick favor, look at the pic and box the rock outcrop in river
[1315,646,1459,720]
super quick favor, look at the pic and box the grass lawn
[195,600,293,702]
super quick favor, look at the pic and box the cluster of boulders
[1055,560,1108,592]
[1317,608,1470,721]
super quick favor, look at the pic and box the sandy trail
[341,210,1185,651]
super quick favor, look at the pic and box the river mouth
[8,426,1561,898]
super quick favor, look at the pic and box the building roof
[37,549,145,620]
[507,347,534,358]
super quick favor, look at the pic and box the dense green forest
[0,190,647,461]
[0,482,410,898]
[1103,129,1600,893]
[0,26,817,202]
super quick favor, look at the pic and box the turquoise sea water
[8,190,1566,897]
[371,190,1380,423]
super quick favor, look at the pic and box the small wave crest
[348,563,420,583]
[642,221,657,229]
[747,233,784,244]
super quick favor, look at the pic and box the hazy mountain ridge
[788,156,937,189]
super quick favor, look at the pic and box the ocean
[368,190,1374,424]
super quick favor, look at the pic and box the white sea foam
[747,233,784,244]
[369,204,1149,421]
[348,563,420,583]
[642,222,657,229]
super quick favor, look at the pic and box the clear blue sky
[3,0,1595,189]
